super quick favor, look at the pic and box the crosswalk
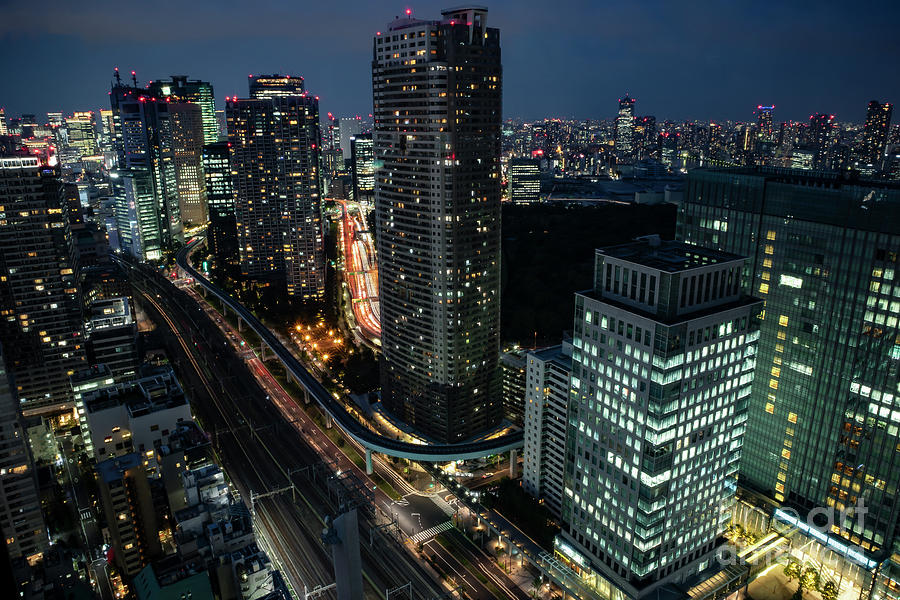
[410,520,454,544]
[432,495,456,517]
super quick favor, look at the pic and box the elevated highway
[172,239,523,467]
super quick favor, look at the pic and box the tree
[800,566,819,591]
[783,560,802,582]
[822,581,838,600]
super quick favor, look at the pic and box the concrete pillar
[237,316,244,332]
[260,343,267,361]
[365,449,373,475]
[325,414,333,429]
[509,448,518,478]
[200,286,206,298]
[303,389,310,405]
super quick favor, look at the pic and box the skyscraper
[350,133,375,202]
[615,94,635,161]
[202,141,236,259]
[65,111,98,157]
[0,157,85,416]
[0,342,48,573]
[227,75,324,299]
[168,102,208,225]
[679,167,900,583]
[557,238,761,597]
[373,6,503,442]
[0,108,7,136]
[508,157,541,204]
[110,75,183,258]
[339,116,365,162]
[808,112,836,170]
[148,75,218,145]
[861,100,893,167]
[756,105,775,142]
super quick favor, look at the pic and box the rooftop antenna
[114,67,121,86]
[131,70,138,87]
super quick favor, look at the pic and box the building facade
[227,75,324,300]
[508,157,541,204]
[522,341,572,518]
[148,76,218,146]
[169,102,208,225]
[615,95,635,162]
[861,100,893,168]
[558,238,761,598]
[202,141,236,261]
[373,6,503,441]
[350,133,375,203]
[678,167,900,577]
[0,157,85,415]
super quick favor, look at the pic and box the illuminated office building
[861,100,893,167]
[0,157,85,416]
[350,133,375,202]
[679,167,900,580]
[508,158,541,204]
[202,141,236,259]
[339,116,365,162]
[615,95,635,161]
[65,111,98,157]
[148,75,218,145]
[557,238,761,598]
[227,75,323,300]
[373,6,503,442]
[169,102,208,225]
[110,75,183,257]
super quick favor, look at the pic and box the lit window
[765,403,775,414]
[778,315,789,327]
[781,449,791,459]
[763,258,773,268]
[767,230,777,240]
[788,412,798,424]
[759,283,769,294]
[769,379,779,390]
[771,367,781,377]
[765,245,774,255]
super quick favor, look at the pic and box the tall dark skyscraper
[148,75,218,145]
[808,112,836,170]
[861,100,893,167]
[756,105,775,142]
[679,167,900,587]
[169,102,208,225]
[0,157,85,415]
[203,141,236,260]
[615,94,635,161]
[350,133,375,202]
[227,75,324,300]
[373,6,503,442]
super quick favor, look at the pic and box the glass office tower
[678,167,900,572]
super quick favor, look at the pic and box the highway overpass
[171,240,523,467]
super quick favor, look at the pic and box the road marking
[410,520,454,544]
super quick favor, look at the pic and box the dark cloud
[1,0,898,123]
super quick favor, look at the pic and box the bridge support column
[237,316,243,332]
[509,449,518,479]
[200,286,206,298]
[325,414,333,429]
[260,343,267,361]
[365,449,373,475]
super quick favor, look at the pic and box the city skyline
[2,1,899,123]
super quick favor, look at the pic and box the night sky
[2,0,898,124]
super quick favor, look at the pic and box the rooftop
[95,452,141,484]
[84,366,186,417]
[598,236,744,272]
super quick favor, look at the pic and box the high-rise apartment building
[808,113,836,170]
[0,157,85,416]
[373,6,503,442]
[0,108,7,136]
[110,78,183,258]
[558,238,761,598]
[169,102,208,225]
[0,343,48,572]
[350,134,375,202]
[227,75,324,299]
[65,111,98,157]
[679,167,900,582]
[615,95,636,161]
[508,157,541,203]
[84,297,139,382]
[148,75,218,145]
[95,452,162,577]
[522,340,572,518]
[861,100,893,167]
